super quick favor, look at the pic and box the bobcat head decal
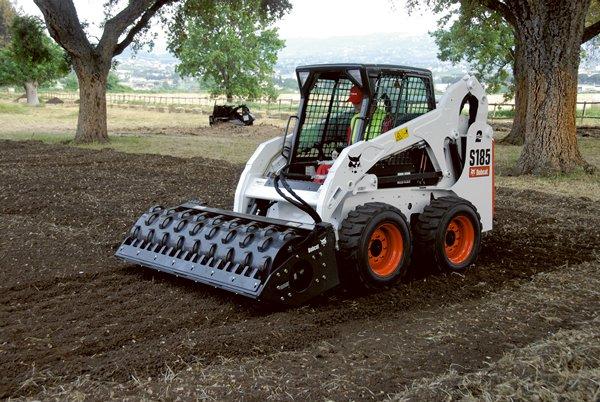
[348,154,361,174]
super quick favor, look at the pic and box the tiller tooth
[115,201,339,305]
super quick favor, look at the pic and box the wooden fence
[20,91,600,123]
[41,91,300,116]
[489,101,600,123]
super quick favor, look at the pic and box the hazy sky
[276,0,437,38]
[14,0,438,46]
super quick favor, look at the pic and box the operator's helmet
[347,85,363,105]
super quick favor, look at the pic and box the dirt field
[1,140,599,400]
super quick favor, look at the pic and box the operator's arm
[347,113,360,144]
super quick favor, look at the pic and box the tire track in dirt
[114,259,599,401]
[1,141,598,398]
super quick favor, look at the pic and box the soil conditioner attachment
[117,64,495,305]
[116,201,340,305]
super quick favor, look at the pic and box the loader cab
[286,64,436,183]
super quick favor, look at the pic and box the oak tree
[169,0,286,102]
[33,0,291,143]
[0,15,69,105]
[409,0,600,174]
[33,0,176,143]
[431,7,528,145]
[432,1,600,146]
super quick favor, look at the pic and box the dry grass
[0,102,209,134]
[1,99,599,197]
[495,138,600,200]
[0,132,275,164]
[392,321,600,401]
[0,98,288,134]
[0,100,281,163]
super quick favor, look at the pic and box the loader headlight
[298,71,310,88]
[347,69,362,86]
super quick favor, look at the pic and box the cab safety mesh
[294,78,355,161]
[372,75,432,129]
[292,74,433,165]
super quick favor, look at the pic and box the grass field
[0,101,282,163]
[1,99,598,199]
[494,137,600,200]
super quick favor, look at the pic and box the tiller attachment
[115,201,339,305]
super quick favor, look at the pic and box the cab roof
[294,64,433,96]
[296,63,432,78]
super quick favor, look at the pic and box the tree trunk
[34,0,177,144]
[24,81,40,106]
[74,62,109,143]
[513,0,590,175]
[501,41,526,145]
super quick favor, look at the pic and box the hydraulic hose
[273,172,322,224]
[279,173,322,223]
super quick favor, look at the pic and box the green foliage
[61,71,79,90]
[175,0,291,25]
[411,0,599,97]
[588,0,600,23]
[0,0,15,46]
[0,15,69,87]
[107,72,131,92]
[431,5,514,96]
[58,70,131,92]
[169,0,287,101]
[583,0,600,65]
[274,76,299,93]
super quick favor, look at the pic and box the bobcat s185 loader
[116,64,494,305]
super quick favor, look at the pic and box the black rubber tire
[338,202,412,290]
[414,196,482,272]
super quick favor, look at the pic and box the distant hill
[111,33,468,90]
[275,33,454,77]
[115,48,178,64]
[109,32,598,92]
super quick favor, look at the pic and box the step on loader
[116,64,494,305]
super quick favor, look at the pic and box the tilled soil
[1,140,599,399]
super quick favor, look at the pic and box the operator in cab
[346,85,390,144]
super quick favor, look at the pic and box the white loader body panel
[234,75,494,237]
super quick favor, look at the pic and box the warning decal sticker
[395,128,409,141]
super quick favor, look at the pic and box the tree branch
[582,19,600,44]
[112,0,175,56]
[479,0,517,27]
[32,0,91,58]
[495,58,511,74]
[98,0,156,56]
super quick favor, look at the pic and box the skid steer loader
[116,64,494,305]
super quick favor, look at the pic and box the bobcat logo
[475,130,483,143]
[348,154,361,174]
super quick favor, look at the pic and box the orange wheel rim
[368,222,404,277]
[444,215,475,265]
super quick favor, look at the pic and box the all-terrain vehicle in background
[209,104,255,126]
[116,64,494,305]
